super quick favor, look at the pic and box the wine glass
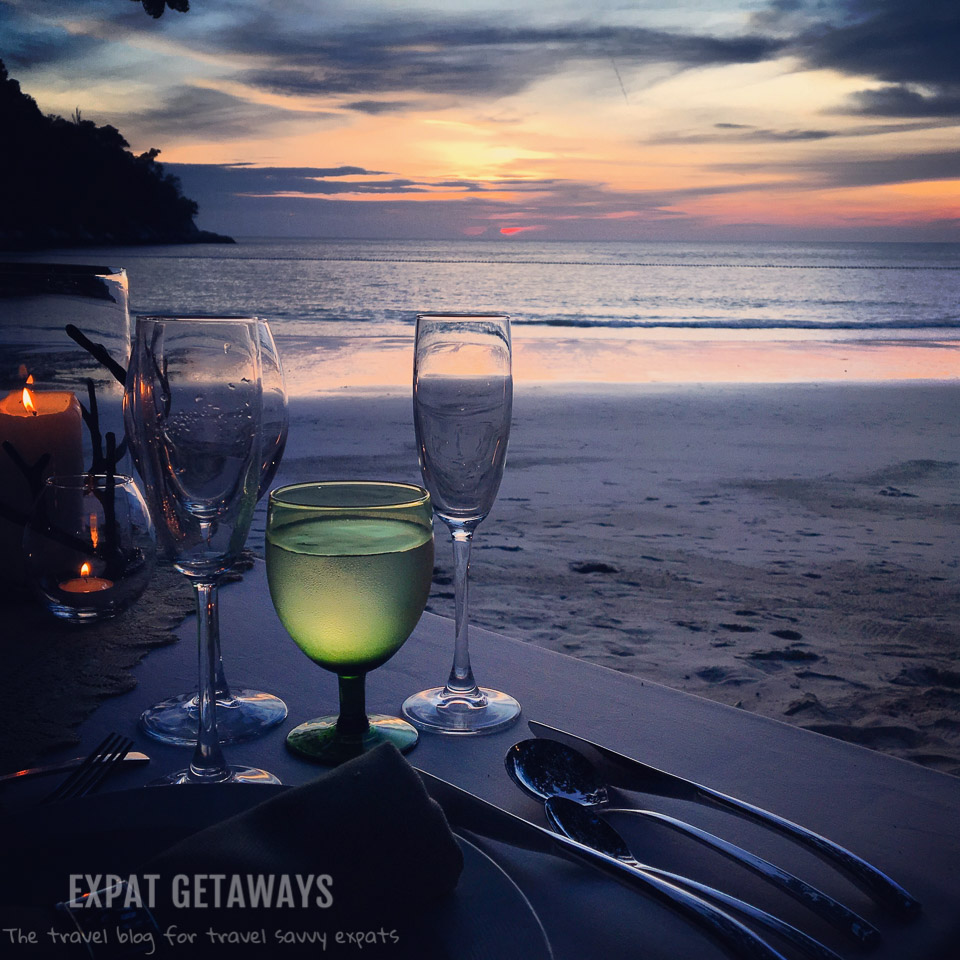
[138,319,289,745]
[124,315,279,784]
[401,313,521,735]
[266,481,433,764]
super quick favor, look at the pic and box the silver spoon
[506,739,879,947]
[546,796,843,960]
[530,720,921,919]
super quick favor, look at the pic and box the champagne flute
[138,319,288,745]
[125,315,279,784]
[401,313,521,735]
[266,481,433,764]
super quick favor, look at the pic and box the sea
[14,238,960,392]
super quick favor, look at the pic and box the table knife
[416,767,790,960]
[528,719,920,918]
[0,752,149,784]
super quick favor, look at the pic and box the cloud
[778,0,960,118]
[796,0,959,85]
[816,150,960,188]
[167,163,393,194]
[655,117,958,145]
[0,5,104,70]
[341,99,417,115]
[217,16,784,101]
[168,161,772,230]
[839,84,960,118]
[111,85,331,142]
[713,149,960,190]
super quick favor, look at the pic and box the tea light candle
[60,562,114,593]
[0,385,84,585]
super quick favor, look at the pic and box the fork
[41,733,134,804]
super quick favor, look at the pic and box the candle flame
[21,386,36,414]
[89,514,99,550]
[80,562,92,578]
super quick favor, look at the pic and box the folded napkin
[0,744,463,958]
[138,743,463,956]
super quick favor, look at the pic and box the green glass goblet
[266,481,434,764]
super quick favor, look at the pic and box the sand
[262,380,960,776]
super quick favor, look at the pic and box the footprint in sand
[570,561,620,574]
[748,648,819,662]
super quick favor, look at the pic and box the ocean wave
[515,317,960,330]
[111,253,960,270]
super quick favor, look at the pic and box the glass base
[285,714,419,765]
[140,689,288,746]
[402,686,521,736]
[151,765,282,785]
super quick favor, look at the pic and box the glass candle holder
[23,474,156,624]
[0,263,131,592]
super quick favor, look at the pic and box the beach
[265,375,960,777]
[11,239,959,775]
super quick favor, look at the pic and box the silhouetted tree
[0,60,231,250]
[132,0,189,17]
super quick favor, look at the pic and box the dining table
[3,557,958,960]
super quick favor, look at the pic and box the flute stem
[445,526,482,698]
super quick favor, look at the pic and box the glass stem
[211,614,232,701]
[445,526,481,697]
[188,579,230,782]
[336,675,370,738]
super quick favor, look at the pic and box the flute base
[402,686,521,736]
[140,689,288,746]
[152,765,282,786]
[285,714,419,765]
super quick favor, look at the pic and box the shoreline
[274,334,960,397]
[267,379,960,775]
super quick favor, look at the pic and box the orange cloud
[499,225,544,235]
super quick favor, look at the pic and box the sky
[2,0,959,241]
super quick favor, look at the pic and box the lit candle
[60,561,114,594]
[0,382,84,586]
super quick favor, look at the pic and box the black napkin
[138,743,463,957]
[0,745,464,958]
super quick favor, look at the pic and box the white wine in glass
[267,481,433,763]
[402,313,521,735]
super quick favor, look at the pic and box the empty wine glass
[267,481,433,764]
[124,315,279,784]
[138,319,288,746]
[402,314,521,735]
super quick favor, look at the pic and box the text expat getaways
[67,873,335,910]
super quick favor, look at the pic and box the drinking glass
[124,316,279,784]
[266,481,433,764]
[23,474,156,623]
[401,314,521,735]
[137,319,289,745]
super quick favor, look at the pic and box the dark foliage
[132,0,190,18]
[0,60,231,250]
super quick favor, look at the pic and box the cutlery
[416,768,790,960]
[545,795,843,960]
[507,738,877,945]
[42,733,134,804]
[0,752,149,784]
[529,720,921,919]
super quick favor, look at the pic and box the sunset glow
[2,0,957,241]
